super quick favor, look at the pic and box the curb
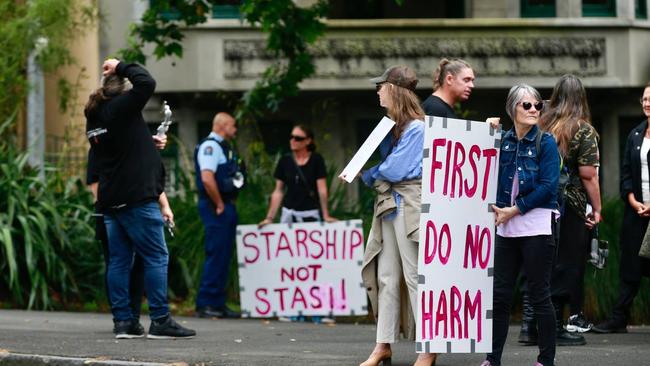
[0,352,174,366]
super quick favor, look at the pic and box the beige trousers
[376,205,419,343]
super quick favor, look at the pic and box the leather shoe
[592,319,627,334]
[196,306,241,319]
[359,349,392,366]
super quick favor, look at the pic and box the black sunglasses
[520,101,544,111]
[290,135,307,142]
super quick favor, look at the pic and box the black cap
[370,65,418,91]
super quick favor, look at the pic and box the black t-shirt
[274,153,327,211]
[85,63,164,212]
[421,94,458,118]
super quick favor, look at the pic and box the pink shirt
[497,172,556,238]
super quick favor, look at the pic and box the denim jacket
[496,125,560,214]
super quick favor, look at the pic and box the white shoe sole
[115,334,145,339]
[566,325,592,333]
[146,334,195,340]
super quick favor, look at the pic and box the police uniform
[194,131,240,311]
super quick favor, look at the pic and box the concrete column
[618,0,635,19]
[504,0,519,18]
[600,112,620,199]
[557,0,581,17]
[26,40,47,177]
[176,107,198,157]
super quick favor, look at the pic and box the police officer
[195,112,243,318]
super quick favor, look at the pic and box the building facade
[94,0,650,198]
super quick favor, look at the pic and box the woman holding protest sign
[259,124,337,323]
[481,84,560,366]
[354,65,436,366]
[519,74,600,346]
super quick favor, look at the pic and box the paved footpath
[1,310,649,365]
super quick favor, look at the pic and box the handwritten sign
[416,116,501,353]
[340,117,395,183]
[236,220,368,318]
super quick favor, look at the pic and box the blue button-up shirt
[362,119,424,219]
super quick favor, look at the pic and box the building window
[153,1,241,20]
[327,0,464,19]
[637,0,648,18]
[582,0,617,17]
[212,1,242,19]
[521,0,556,18]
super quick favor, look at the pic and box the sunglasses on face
[520,101,544,111]
[290,135,307,142]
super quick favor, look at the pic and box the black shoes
[592,319,628,334]
[113,319,145,339]
[556,328,586,346]
[196,305,241,319]
[518,321,538,345]
[147,316,196,339]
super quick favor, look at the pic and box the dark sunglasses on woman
[520,101,544,111]
[290,135,307,142]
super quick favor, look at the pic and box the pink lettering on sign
[463,225,492,269]
[429,138,498,201]
[424,220,452,265]
[253,279,349,314]
[420,288,483,342]
[279,264,323,282]
[255,288,270,315]
[241,228,363,263]
[243,232,260,264]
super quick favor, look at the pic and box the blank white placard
[339,116,395,183]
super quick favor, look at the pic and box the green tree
[0,0,101,309]
[118,0,328,122]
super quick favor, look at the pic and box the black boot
[554,298,586,346]
[518,292,538,345]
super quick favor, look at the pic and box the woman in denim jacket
[480,84,560,366]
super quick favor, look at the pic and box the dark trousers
[610,207,650,324]
[196,200,238,309]
[96,213,144,319]
[551,207,590,315]
[488,234,556,366]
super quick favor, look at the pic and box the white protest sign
[417,116,501,353]
[340,117,395,183]
[236,220,367,318]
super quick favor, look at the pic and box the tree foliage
[118,0,329,120]
[0,0,96,127]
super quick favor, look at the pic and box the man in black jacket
[85,59,195,339]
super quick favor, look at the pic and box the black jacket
[620,120,650,205]
[85,63,164,212]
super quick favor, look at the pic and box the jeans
[104,201,169,321]
[488,234,556,366]
[196,199,238,309]
[96,212,145,319]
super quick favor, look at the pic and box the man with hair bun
[422,58,475,118]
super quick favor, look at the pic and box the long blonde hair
[384,83,425,144]
[540,74,595,157]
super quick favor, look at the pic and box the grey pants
[376,206,419,343]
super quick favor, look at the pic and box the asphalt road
[0,310,649,365]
